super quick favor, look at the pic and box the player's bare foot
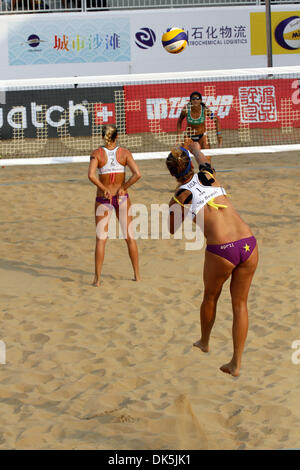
[92,277,100,287]
[193,339,209,352]
[134,274,141,282]
[220,362,240,377]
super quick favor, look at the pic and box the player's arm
[187,139,215,171]
[187,140,222,188]
[177,107,187,136]
[88,150,110,195]
[118,149,141,195]
[168,189,191,235]
[88,151,112,200]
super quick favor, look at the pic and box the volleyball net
[1,66,300,164]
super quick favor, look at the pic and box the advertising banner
[131,7,255,73]
[2,79,298,140]
[0,86,122,140]
[250,10,300,55]
[0,5,299,79]
[1,74,300,157]
[124,79,300,133]
[7,16,130,66]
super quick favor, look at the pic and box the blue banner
[8,17,131,65]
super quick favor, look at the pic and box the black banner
[0,85,123,140]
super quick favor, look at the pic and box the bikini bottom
[206,236,257,266]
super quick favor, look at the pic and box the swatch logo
[135,28,156,49]
[275,16,300,50]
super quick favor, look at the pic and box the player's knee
[203,289,221,302]
[231,300,248,315]
[125,235,136,245]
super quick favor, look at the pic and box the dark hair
[190,91,202,101]
[166,147,193,183]
[102,125,118,145]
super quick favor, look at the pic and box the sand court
[0,151,299,449]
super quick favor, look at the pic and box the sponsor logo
[94,103,115,125]
[220,243,234,250]
[135,28,156,49]
[239,86,277,123]
[185,25,248,47]
[23,34,47,50]
[251,11,300,55]
[27,34,41,48]
[124,79,298,135]
[53,33,121,52]
[0,86,121,142]
[146,95,233,120]
[0,101,116,137]
[275,16,300,50]
[0,101,115,130]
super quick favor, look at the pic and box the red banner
[124,79,300,134]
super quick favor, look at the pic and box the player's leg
[93,202,112,286]
[194,250,234,351]
[117,196,141,281]
[199,133,210,150]
[220,245,258,376]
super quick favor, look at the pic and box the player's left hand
[117,186,127,197]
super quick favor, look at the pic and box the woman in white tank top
[166,139,258,377]
[88,125,141,287]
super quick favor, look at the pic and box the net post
[265,0,273,67]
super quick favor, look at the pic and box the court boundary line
[1,144,300,166]
[1,165,300,186]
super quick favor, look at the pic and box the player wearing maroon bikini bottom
[88,125,141,287]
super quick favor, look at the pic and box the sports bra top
[97,146,125,175]
[186,103,205,125]
[177,173,227,219]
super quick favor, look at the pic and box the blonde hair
[102,125,118,146]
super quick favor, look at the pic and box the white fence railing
[0,0,299,14]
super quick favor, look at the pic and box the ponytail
[102,125,118,146]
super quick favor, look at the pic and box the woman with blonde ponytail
[102,125,117,147]
[88,125,141,286]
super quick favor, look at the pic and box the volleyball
[161,27,188,54]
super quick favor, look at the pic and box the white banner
[0,4,299,79]
[131,6,254,73]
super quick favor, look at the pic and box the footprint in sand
[158,287,178,296]
[116,414,136,424]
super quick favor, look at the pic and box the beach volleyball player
[88,125,141,286]
[166,139,258,377]
[177,91,222,153]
